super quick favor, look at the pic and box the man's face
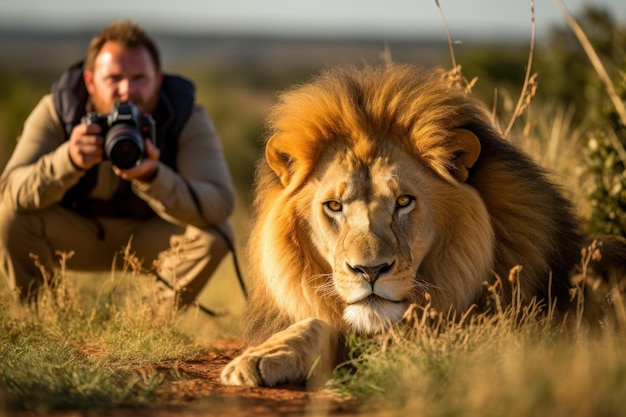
[84,41,163,115]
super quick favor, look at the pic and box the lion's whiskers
[408,274,439,302]
[306,273,337,298]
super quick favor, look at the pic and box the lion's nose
[347,262,394,284]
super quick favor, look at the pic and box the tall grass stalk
[504,0,536,138]
[555,0,626,167]
[555,0,626,132]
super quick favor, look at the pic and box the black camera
[81,101,156,169]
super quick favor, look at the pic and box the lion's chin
[343,298,408,335]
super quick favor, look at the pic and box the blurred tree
[584,70,626,236]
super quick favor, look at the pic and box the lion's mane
[243,64,584,345]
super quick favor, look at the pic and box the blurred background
[1,0,626,312]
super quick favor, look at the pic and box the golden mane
[265,64,492,188]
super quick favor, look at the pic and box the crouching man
[0,20,235,310]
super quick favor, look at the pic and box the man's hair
[84,20,161,72]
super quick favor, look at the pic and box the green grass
[0,253,217,413]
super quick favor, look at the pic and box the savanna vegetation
[1,3,626,416]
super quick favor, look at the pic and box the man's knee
[172,223,232,261]
[0,205,44,265]
[155,222,234,307]
[0,204,44,297]
[0,204,29,248]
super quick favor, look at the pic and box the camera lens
[104,124,145,169]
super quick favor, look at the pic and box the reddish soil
[9,340,358,417]
[147,339,353,416]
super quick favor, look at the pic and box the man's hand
[68,123,104,170]
[113,139,161,183]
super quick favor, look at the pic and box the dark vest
[52,61,195,219]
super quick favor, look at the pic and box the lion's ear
[266,135,295,187]
[448,129,481,182]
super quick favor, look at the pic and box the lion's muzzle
[346,261,395,285]
[338,259,411,334]
[341,259,403,304]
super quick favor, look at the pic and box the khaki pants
[0,203,231,307]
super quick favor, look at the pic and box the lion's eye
[395,195,414,209]
[325,200,343,212]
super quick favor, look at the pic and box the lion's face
[299,143,440,334]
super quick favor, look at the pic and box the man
[0,20,235,310]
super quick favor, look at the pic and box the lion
[220,63,598,387]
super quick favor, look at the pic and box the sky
[1,0,625,40]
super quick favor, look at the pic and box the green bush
[585,70,626,236]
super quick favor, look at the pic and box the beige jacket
[0,94,235,229]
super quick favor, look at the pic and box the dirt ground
[9,340,360,417]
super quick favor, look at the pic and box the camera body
[81,101,156,169]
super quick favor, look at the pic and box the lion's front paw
[220,354,264,387]
[220,348,304,387]
[221,319,341,388]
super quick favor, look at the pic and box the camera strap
[153,182,246,317]
[185,180,248,309]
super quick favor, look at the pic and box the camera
[81,101,156,169]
